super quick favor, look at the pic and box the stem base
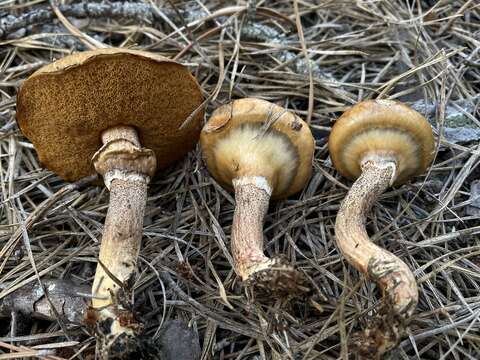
[94,308,147,360]
[350,302,407,360]
[244,256,309,298]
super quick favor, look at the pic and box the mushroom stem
[92,179,147,309]
[231,176,271,281]
[231,176,308,296]
[335,156,418,357]
[91,125,156,359]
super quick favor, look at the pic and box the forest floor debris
[1,0,479,358]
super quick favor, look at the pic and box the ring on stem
[16,48,204,359]
[200,98,315,298]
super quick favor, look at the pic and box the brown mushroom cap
[200,98,314,199]
[16,48,204,182]
[329,99,435,185]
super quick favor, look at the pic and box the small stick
[0,279,90,324]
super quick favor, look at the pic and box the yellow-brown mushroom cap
[16,48,204,182]
[329,99,435,185]
[200,98,315,199]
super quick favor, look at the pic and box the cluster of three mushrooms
[17,48,435,359]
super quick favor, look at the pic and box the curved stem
[335,158,418,356]
[231,177,271,281]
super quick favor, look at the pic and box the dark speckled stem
[231,182,271,280]
[335,158,418,358]
[91,126,156,360]
[92,178,147,309]
[230,178,309,297]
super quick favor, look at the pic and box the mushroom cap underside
[200,98,315,198]
[329,99,435,185]
[16,48,204,182]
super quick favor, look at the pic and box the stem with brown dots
[231,178,271,281]
[231,177,308,296]
[91,125,156,359]
[335,157,418,358]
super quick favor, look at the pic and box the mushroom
[328,99,435,357]
[200,98,314,296]
[16,48,204,359]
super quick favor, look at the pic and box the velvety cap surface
[329,99,435,185]
[17,48,204,181]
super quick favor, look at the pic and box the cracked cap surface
[329,99,435,185]
[17,48,204,182]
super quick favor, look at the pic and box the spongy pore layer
[16,48,204,182]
